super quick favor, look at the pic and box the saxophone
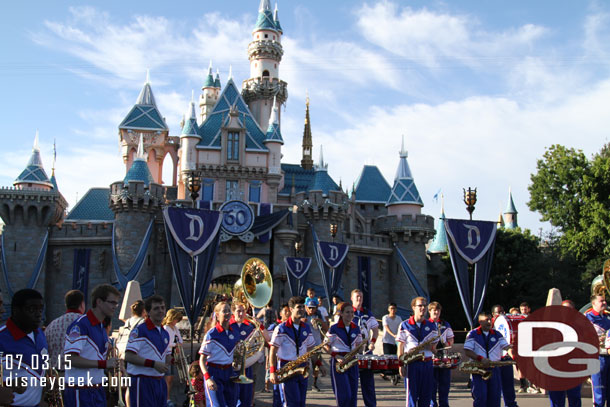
[44,368,64,407]
[335,341,366,373]
[459,359,516,380]
[399,334,440,365]
[276,342,327,383]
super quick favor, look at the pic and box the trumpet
[108,341,125,407]
[174,345,196,407]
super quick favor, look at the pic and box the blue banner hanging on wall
[313,234,349,308]
[357,256,372,311]
[444,218,497,328]
[72,249,91,306]
[163,207,222,325]
[284,257,312,297]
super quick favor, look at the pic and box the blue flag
[444,219,497,328]
[284,257,312,297]
[163,207,223,325]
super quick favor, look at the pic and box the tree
[528,144,610,274]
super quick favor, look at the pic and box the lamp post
[186,171,202,208]
[294,240,303,256]
[185,170,201,357]
[463,187,477,220]
[330,223,338,242]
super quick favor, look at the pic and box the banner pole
[190,253,195,359]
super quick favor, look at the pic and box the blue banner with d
[163,207,223,325]
[444,219,497,328]
[284,257,312,297]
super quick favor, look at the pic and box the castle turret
[427,200,448,254]
[386,137,424,219]
[0,132,67,302]
[119,72,178,186]
[242,0,287,130]
[503,187,518,229]
[301,96,314,170]
[199,61,219,124]
[14,132,53,191]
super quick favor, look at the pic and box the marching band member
[396,296,438,407]
[325,302,362,407]
[351,289,378,407]
[230,301,255,407]
[163,308,184,407]
[64,284,120,407]
[429,301,454,407]
[464,312,510,407]
[269,296,316,407]
[0,289,47,407]
[490,305,518,407]
[304,297,328,392]
[46,290,85,370]
[549,300,582,407]
[125,295,171,407]
[199,301,239,407]
[586,294,610,407]
[269,304,290,407]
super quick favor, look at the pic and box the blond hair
[162,308,184,326]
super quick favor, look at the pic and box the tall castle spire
[503,187,518,229]
[242,0,287,131]
[14,131,54,190]
[301,94,313,170]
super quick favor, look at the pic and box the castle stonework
[0,1,454,322]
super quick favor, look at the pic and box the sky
[1,0,610,235]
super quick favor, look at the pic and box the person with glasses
[464,312,511,407]
[397,297,438,407]
[428,302,454,407]
[64,284,121,407]
[125,295,171,407]
[351,289,378,407]
[0,288,47,406]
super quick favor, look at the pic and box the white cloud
[355,2,546,68]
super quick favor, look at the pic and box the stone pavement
[253,373,591,407]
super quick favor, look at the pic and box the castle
[0,1,519,321]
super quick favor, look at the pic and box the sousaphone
[232,258,273,383]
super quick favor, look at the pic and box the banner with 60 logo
[220,200,255,236]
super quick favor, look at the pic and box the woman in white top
[163,308,184,407]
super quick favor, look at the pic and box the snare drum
[493,314,526,344]
[432,352,461,369]
[357,355,400,372]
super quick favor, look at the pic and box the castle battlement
[109,180,165,213]
[0,186,68,226]
[374,214,435,232]
[242,77,288,104]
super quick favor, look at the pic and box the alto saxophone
[399,334,440,365]
[276,342,327,383]
[44,368,64,407]
[335,341,366,373]
[459,359,516,380]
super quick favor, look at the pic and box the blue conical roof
[504,189,518,214]
[427,207,448,253]
[354,165,391,203]
[203,62,215,88]
[274,3,283,33]
[254,0,277,32]
[214,70,221,88]
[124,159,154,187]
[386,146,423,207]
[265,98,283,144]
[50,171,58,190]
[181,99,200,138]
[119,76,168,131]
[14,135,53,188]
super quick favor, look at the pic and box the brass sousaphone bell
[592,259,610,298]
[231,258,273,384]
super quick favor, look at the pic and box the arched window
[262,70,270,78]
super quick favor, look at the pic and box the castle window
[226,180,239,200]
[262,70,269,77]
[227,132,239,161]
[202,178,215,201]
[264,33,268,38]
[273,35,276,40]
[249,181,262,203]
